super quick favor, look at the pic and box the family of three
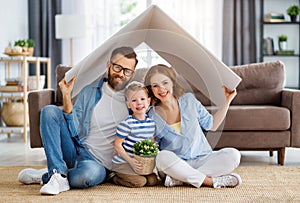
[18,46,242,195]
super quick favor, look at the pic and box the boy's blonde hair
[125,81,149,101]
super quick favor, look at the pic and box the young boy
[112,81,158,188]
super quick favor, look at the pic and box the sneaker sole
[229,173,242,187]
[40,187,70,195]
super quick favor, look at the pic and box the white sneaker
[40,169,70,195]
[164,175,183,187]
[18,168,47,185]
[213,173,242,188]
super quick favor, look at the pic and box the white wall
[0,0,298,88]
[0,0,28,51]
[0,0,28,85]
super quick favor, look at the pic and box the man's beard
[107,71,130,91]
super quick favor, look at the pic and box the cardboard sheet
[66,5,241,106]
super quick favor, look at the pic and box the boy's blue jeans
[40,105,107,188]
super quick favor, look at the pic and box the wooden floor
[0,133,299,166]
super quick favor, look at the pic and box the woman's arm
[210,87,237,131]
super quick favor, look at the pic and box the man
[18,47,138,195]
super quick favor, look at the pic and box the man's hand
[59,77,76,97]
[59,77,76,114]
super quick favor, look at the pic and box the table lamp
[55,14,86,66]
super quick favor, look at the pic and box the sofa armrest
[281,88,300,147]
[28,89,55,148]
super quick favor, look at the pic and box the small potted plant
[278,35,288,51]
[13,39,35,55]
[133,140,159,175]
[287,4,300,22]
[27,39,35,56]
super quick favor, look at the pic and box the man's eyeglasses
[110,61,135,77]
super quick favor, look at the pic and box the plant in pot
[278,34,287,51]
[27,39,35,56]
[287,4,300,22]
[13,39,35,56]
[133,139,159,175]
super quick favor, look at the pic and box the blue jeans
[40,105,107,188]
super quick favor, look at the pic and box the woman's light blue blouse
[148,93,213,160]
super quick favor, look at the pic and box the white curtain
[62,0,223,66]
[151,0,223,59]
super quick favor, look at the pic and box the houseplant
[278,34,287,50]
[287,4,300,22]
[27,39,35,56]
[133,140,159,175]
[13,39,35,56]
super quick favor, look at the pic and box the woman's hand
[211,86,237,131]
[223,86,237,104]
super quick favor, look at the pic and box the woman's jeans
[40,105,107,188]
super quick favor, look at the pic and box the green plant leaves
[14,39,35,47]
[133,140,159,156]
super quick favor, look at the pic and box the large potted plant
[133,140,159,175]
[287,4,300,22]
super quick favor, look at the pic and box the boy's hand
[129,158,143,174]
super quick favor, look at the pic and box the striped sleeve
[116,120,131,138]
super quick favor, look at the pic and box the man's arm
[58,77,76,114]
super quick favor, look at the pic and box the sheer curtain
[151,0,223,59]
[62,0,223,66]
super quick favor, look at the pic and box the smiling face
[150,73,174,102]
[126,89,151,118]
[107,54,136,91]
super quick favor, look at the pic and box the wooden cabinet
[260,0,300,89]
[0,56,51,142]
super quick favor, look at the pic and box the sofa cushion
[206,105,290,131]
[231,61,285,105]
[192,61,285,106]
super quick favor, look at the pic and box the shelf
[0,92,24,99]
[263,22,300,25]
[260,0,300,89]
[263,54,300,57]
[0,126,25,134]
[0,56,51,142]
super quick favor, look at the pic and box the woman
[144,64,242,188]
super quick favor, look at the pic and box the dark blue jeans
[40,105,107,188]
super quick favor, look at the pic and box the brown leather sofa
[28,61,300,165]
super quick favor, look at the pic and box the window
[62,0,223,66]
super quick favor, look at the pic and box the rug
[0,166,299,203]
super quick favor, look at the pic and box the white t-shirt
[84,82,129,170]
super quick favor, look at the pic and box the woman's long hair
[144,64,185,106]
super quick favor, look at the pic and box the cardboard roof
[66,5,241,106]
